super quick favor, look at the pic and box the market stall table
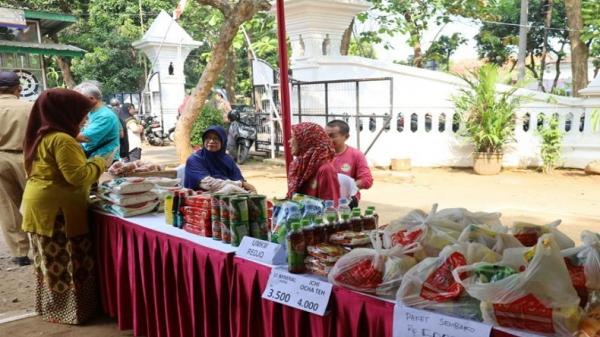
[92,211,237,337]
[92,211,526,337]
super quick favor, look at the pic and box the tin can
[219,195,232,223]
[211,216,222,240]
[211,193,222,220]
[164,195,174,225]
[230,220,249,247]
[248,195,268,239]
[221,219,231,243]
[229,197,249,223]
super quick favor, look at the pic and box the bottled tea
[367,206,379,228]
[287,222,306,274]
[337,213,351,232]
[350,208,363,232]
[362,208,376,230]
[302,219,316,246]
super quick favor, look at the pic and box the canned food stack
[182,194,212,236]
[207,193,270,246]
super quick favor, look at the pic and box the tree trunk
[55,57,76,88]
[551,43,566,92]
[340,18,354,56]
[224,48,237,105]
[538,0,553,92]
[49,33,76,88]
[175,0,271,163]
[526,52,539,79]
[565,0,589,96]
[412,41,424,68]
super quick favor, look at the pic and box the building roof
[0,40,85,57]
[23,9,76,36]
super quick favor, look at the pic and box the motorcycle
[227,106,258,164]
[141,114,169,146]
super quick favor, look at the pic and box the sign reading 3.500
[261,267,332,316]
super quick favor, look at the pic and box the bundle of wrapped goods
[108,160,164,176]
[397,242,500,321]
[97,178,159,217]
[561,231,600,308]
[454,234,582,337]
[146,177,181,212]
[329,234,418,296]
[458,224,524,255]
[181,194,212,237]
[328,231,371,248]
[305,243,347,277]
[512,220,575,249]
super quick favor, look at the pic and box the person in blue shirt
[73,82,121,160]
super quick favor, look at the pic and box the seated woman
[21,88,114,324]
[287,122,340,202]
[184,125,256,193]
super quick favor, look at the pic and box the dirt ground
[2,145,600,336]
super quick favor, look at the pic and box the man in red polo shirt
[326,120,373,207]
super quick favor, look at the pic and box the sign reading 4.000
[261,267,332,316]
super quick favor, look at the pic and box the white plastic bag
[453,234,582,337]
[458,224,524,255]
[512,220,575,249]
[384,204,476,257]
[396,242,500,321]
[562,230,600,308]
[328,234,418,296]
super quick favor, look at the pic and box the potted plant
[452,64,523,175]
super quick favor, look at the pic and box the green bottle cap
[367,206,375,211]
[341,213,351,221]
[352,208,361,216]
[300,219,310,227]
[315,218,323,224]
[365,209,374,216]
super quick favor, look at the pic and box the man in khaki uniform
[0,71,32,266]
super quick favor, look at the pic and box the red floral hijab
[287,122,335,198]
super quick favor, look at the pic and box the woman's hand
[101,149,117,168]
[242,181,257,193]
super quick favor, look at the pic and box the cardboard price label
[237,236,286,265]
[261,267,332,316]
[393,305,492,337]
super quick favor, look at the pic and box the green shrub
[190,105,225,146]
[539,117,563,173]
[452,64,523,154]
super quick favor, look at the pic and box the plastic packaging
[397,242,500,321]
[561,231,600,308]
[458,224,524,254]
[512,220,575,249]
[453,234,582,336]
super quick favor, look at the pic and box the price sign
[237,236,286,265]
[262,267,332,316]
[393,304,492,337]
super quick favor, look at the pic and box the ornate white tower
[132,10,201,130]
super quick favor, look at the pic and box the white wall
[290,56,600,169]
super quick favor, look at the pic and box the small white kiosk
[132,10,201,131]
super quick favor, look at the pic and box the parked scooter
[141,114,168,146]
[227,106,258,164]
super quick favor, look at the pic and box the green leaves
[452,64,523,153]
[539,116,563,173]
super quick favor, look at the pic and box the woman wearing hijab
[21,88,114,324]
[184,125,256,193]
[120,103,143,161]
[287,122,340,202]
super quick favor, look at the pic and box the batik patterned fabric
[31,215,96,324]
[287,122,335,198]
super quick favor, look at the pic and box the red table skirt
[93,213,234,337]
[93,213,518,337]
[229,256,393,337]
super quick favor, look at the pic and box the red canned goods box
[181,206,211,220]
[184,194,212,209]
[184,223,212,237]
[184,213,210,227]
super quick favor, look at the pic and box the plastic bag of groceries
[458,224,524,255]
[453,234,582,337]
[383,204,466,257]
[328,233,418,296]
[512,219,575,249]
[396,242,500,321]
[397,242,500,321]
[562,231,600,308]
